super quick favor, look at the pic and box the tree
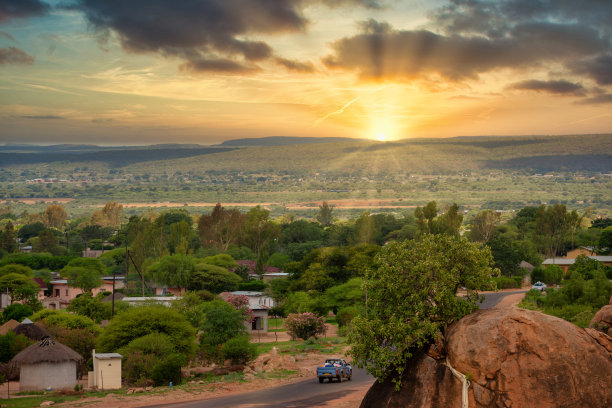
[316,201,334,226]
[42,204,67,229]
[90,201,123,228]
[2,303,33,322]
[0,221,17,253]
[0,273,40,309]
[98,306,196,357]
[33,230,60,254]
[189,262,241,293]
[66,293,113,323]
[0,264,33,278]
[198,204,244,250]
[469,210,501,243]
[284,312,326,340]
[147,254,195,289]
[598,226,612,254]
[240,206,279,274]
[535,204,578,258]
[349,234,497,388]
[17,222,46,241]
[199,300,247,347]
[353,211,380,245]
[434,203,463,236]
[64,266,103,293]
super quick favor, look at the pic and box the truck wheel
[338,374,343,383]
[348,373,352,381]
[319,377,324,383]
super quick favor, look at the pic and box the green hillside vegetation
[0,134,610,218]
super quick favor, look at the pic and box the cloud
[0,0,50,23]
[509,80,586,95]
[179,58,259,74]
[0,46,34,65]
[275,57,315,72]
[577,94,612,104]
[69,0,378,73]
[20,115,64,119]
[571,55,612,85]
[0,31,15,41]
[323,19,608,81]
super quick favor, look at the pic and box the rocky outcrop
[589,304,612,336]
[361,307,612,408]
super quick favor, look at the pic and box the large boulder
[361,307,612,408]
[589,304,612,336]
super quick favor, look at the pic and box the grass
[268,318,286,332]
[254,337,347,357]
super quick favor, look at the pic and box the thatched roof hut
[0,319,19,335]
[11,337,83,391]
[12,318,48,341]
[12,337,83,366]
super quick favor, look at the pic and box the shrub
[0,332,31,363]
[98,306,196,357]
[119,333,176,357]
[284,312,326,340]
[237,280,266,291]
[222,336,257,364]
[151,354,187,386]
[492,276,522,289]
[33,310,99,331]
[336,306,359,327]
[67,293,112,323]
[531,265,563,285]
[199,301,247,347]
[2,303,33,322]
[122,351,160,386]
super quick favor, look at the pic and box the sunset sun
[375,133,387,142]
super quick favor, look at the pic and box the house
[154,286,186,296]
[82,249,105,258]
[121,296,182,307]
[564,247,597,259]
[11,336,83,391]
[90,349,122,390]
[542,255,612,273]
[45,276,125,309]
[234,260,289,282]
[220,291,274,333]
[33,277,47,301]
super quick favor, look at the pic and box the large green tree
[350,234,497,388]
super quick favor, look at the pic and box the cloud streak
[509,80,586,96]
[0,47,34,65]
[0,0,50,23]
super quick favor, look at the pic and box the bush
[199,301,247,347]
[98,306,196,357]
[123,351,160,386]
[237,280,266,291]
[0,332,31,363]
[531,265,563,285]
[2,303,33,322]
[33,310,99,331]
[336,306,359,327]
[492,276,522,289]
[119,333,176,357]
[151,354,186,386]
[284,312,326,340]
[222,336,257,364]
[67,293,112,323]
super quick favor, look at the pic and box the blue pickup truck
[317,359,352,383]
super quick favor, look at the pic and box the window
[55,289,60,297]
[66,289,69,296]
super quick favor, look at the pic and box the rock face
[590,304,612,336]
[361,307,612,408]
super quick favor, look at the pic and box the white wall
[19,362,76,391]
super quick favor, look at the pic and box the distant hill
[218,136,363,147]
[0,145,236,166]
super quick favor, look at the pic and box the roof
[33,277,47,290]
[0,319,19,335]
[542,255,612,265]
[94,353,122,359]
[234,260,283,274]
[101,292,125,303]
[13,320,48,341]
[230,291,265,296]
[519,261,534,270]
[11,337,83,365]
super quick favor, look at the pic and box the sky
[1,0,611,145]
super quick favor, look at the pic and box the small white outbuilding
[90,349,123,390]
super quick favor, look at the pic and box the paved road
[145,368,374,408]
[478,289,528,309]
[147,290,525,408]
